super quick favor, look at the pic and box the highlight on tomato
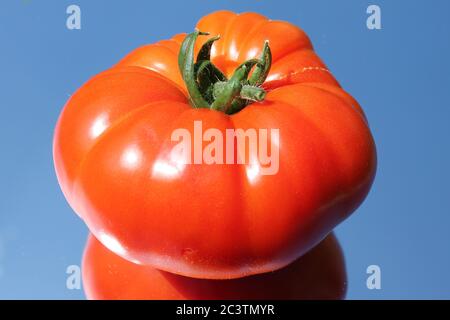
[54,10,376,279]
[82,233,347,300]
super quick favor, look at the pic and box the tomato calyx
[178,30,272,114]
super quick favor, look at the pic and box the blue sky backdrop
[0,0,449,299]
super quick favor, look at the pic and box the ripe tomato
[83,233,346,300]
[54,10,376,279]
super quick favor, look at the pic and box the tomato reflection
[82,233,346,300]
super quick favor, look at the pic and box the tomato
[54,10,376,279]
[83,233,346,300]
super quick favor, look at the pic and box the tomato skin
[53,11,376,279]
[53,66,187,217]
[82,233,346,300]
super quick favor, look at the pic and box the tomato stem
[178,30,271,114]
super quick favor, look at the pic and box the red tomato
[54,11,376,279]
[83,233,346,300]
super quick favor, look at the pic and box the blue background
[0,0,449,299]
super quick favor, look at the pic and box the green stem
[249,41,271,86]
[213,82,266,102]
[241,85,266,101]
[197,35,220,61]
[178,30,272,114]
[178,30,210,108]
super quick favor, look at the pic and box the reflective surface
[83,233,347,300]
[1,0,450,299]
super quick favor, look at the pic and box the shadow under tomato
[82,233,346,300]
